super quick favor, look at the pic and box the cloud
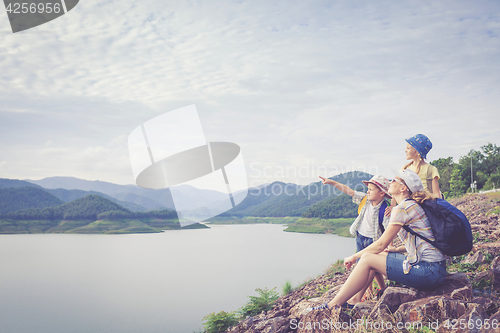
[1,0,499,185]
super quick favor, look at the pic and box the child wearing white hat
[319,174,392,308]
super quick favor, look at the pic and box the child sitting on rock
[319,174,392,307]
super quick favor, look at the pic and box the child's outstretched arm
[319,176,354,196]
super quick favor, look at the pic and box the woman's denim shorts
[386,252,447,290]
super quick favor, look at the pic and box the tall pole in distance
[470,154,474,193]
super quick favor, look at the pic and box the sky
[1,0,500,190]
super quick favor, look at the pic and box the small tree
[239,288,279,317]
[202,311,239,333]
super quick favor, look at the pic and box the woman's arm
[344,224,403,268]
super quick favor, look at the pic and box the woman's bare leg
[327,253,388,308]
[347,270,376,303]
[374,272,386,292]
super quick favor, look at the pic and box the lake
[0,224,355,332]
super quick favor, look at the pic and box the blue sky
[1,0,499,189]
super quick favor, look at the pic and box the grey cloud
[0,0,499,185]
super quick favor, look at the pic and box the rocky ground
[226,194,500,333]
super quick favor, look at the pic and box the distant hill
[27,176,171,209]
[0,194,202,234]
[0,187,65,214]
[0,178,42,189]
[27,176,229,211]
[45,188,148,212]
[4,194,131,220]
[224,171,372,217]
[301,193,358,218]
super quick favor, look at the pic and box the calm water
[0,224,355,333]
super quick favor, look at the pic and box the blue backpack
[403,198,473,256]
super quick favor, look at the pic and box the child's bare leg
[327,253,387,308]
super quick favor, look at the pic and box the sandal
[341,302,355,310]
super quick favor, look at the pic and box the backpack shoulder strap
[402,199,438,248]
[357,195,367,215]
[402,224,436,247]
[378,200,387,233]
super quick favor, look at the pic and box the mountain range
[0,171,372,233]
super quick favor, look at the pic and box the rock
[351,300,377,319]
[255,317,288,333]
[479,308,500,333]
[368,303,394,323]
[451,285,473,301]
[438,303,487,333]
[373,286,417,313]
[463,251,484,265]
[493,258,500,292]
[394,296,467,325]
[472,297,497,316]
[296,307,354,333]
[492,256,500,270]
[289,300,319,318]
[415,273,472,299]
[473,271,493,290]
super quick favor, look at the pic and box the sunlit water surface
[0,224,355,332]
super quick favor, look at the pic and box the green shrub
[325,259,345,278]
[282,280,293,296]
[202,311,239,333]
[239,288,279,317]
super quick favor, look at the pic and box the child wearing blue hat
[385,134,441,216]
[402,134,441,197]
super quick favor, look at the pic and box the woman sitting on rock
[310,169,447,311]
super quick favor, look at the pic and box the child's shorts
[386,252,447,290]
[356,231,374,252]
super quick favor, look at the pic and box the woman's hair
[410,190,434,204]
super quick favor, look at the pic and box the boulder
[373,286,417,313]
[368,303,394,323]
[437,303,487,333]
[351,300,377,319]
[394,296,467,325]
[492,256,500,270]
[463,251,484,265]
[289,299,320,318]
[415,273,472,299]
[473,271,494,291]
[296,307,354,333]
[254,317,288,333]
[451,285,473,302]
[479,308,500,333]
[492,256,500,292]
[472,297,497,316]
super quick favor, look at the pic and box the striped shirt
[389,198,445,274]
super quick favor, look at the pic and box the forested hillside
[225,171,372,217]
[0,187,64,214]
[46,188,148,212]
[0,194,186,234]
[0,178,42,189]
[3,194,131,220]
[431,142,500,197]
[301,193,358,218]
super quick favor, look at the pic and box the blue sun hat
[405,134,433,159]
